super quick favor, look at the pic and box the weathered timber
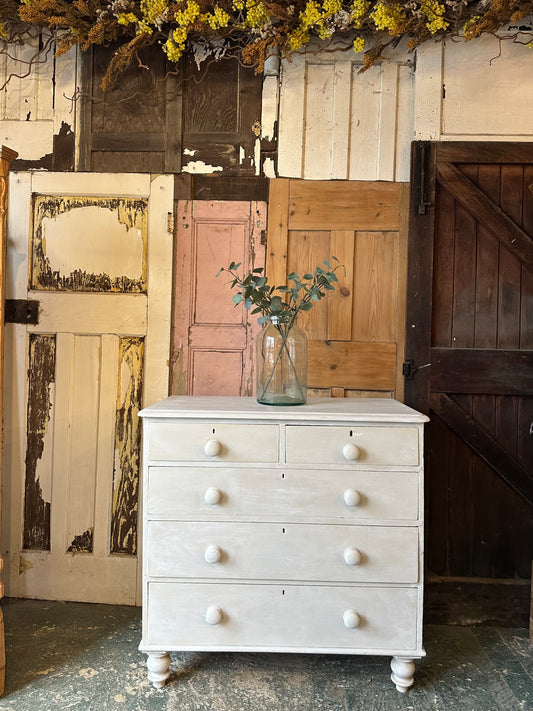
[23,334,55,550]
[430,393,533,507]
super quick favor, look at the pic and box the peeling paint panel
[111,337,144,556]
[30,195,148,293]
[67,528,94,554]
[23,334,56,551]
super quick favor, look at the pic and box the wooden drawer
[146,422,279,463]
[147,467,419,521]
[286,425,420,466]
[144,582,419,652]
[146,522,419,583]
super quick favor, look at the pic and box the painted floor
[0,598,531,711]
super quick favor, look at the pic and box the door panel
[267,179,408,399]
[172,200,266,396]
[3,172,173,604]
[405,142,533,581]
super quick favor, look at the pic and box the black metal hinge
[402,359,418,380]
[4,299,39,325]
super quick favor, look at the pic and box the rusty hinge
[402,359,418,380]
[4,299,39,325]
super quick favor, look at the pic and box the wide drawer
[144,582,419,651]
[146,522,419,583]
[146,467,419,521]
[145,421,279,463]
[286,425,420,466]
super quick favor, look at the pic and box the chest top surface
[139,396,428,424]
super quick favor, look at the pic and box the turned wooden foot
[146,651,171,688]
[390,656,415,692]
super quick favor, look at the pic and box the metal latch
[4,299,39,325]
[402,359,418,380]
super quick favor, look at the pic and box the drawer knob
[342,443,361,461]
[343,609,361,629]
[343,488,361,507]
[205,605,223,625]
[204,439,222,457]
[343,546,362,566]
[204,487,222,505]
[204,544,223,564]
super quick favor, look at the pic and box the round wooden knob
[342,443,361,461]
[204,544,223,564]
[343,609,361,629]
[205,605,223,625]
[343,546,362,566]
[204,487,222,505]
[204,439,222,457]
[343,488,361,507]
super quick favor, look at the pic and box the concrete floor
[0,598,531,711]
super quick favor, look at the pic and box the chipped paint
[31,196,148,293]
[110,337,144,555]
[67,527,94,554]
[18,556,34,575]
[183,148,197,156]
[263,157,277,179]
[255,137,261,176]
[239,146,245,165]
[23,335,55,551]
[182,160,224,174]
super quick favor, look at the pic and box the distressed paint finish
[3,172,172,605]
[23,334,55,551]
[67,528,94,554]
[172,200,266,397]
[30,195,148,293]
[278,48,414,182]
[111,337,144,556]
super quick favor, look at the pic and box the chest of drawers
[139,396,428,692]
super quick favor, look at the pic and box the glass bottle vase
[256,314,307,405]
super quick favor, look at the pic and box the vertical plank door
[2,172,173,604]
[405,142,533,588]
[172,200,266,396]
[266,179,409,399]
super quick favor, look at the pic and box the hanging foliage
[1,1,532,88]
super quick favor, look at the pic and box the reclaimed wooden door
[267,179,409,399]
[172,200,266,396]
[2,172,173,604]
[405,142,533,584]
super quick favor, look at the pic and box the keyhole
[212,428,216,434]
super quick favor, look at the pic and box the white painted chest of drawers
[139,396,428,692]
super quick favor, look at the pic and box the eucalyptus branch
[217,257,344,325]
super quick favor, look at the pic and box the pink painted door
[172,201,266,396]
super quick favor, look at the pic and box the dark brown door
[405,142,533,585]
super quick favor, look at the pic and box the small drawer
[144,582,419,652]
[146,522,419,584]
[286,425,420,466]
[146,467,419,522]
[146,421,279,463]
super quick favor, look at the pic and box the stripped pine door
[267,179,409,399]
[405,142,533,582]
[172,200,266,396]
[2,172,173,604]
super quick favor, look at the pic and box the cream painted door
[2,172,173,604]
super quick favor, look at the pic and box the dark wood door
[405,142,533,585]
